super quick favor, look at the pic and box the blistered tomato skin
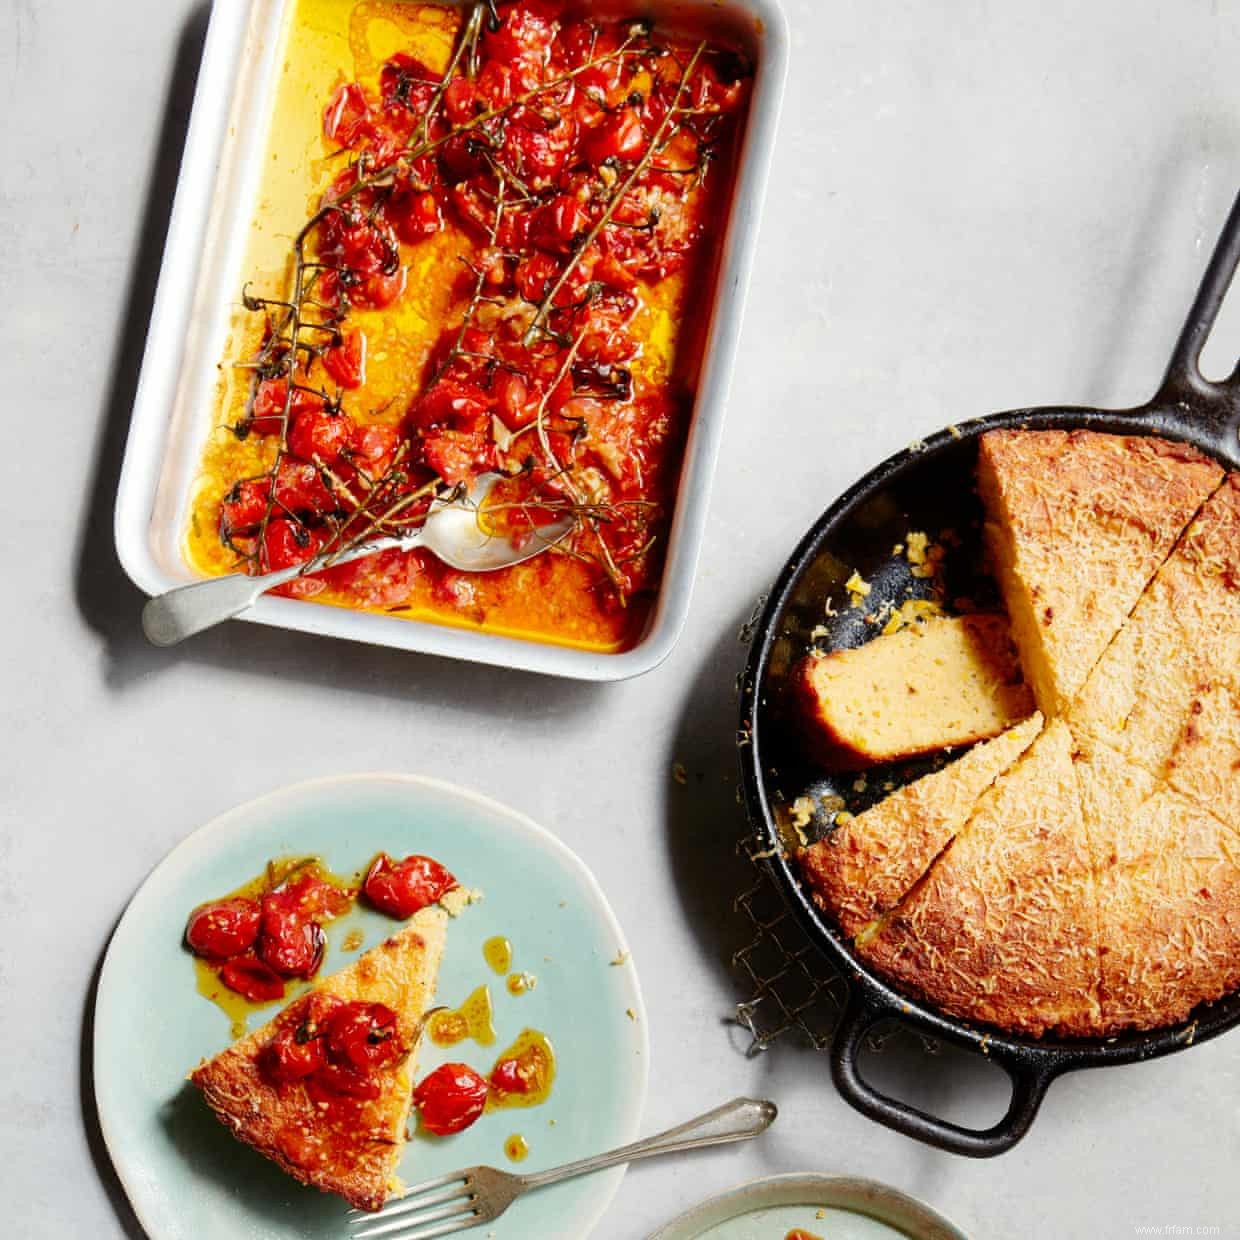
[185,898,262,960]
[325,1002,402,1071]
[363,853,458,919]
[219,956,286,1003]
[265,1025,329,1082]
[259,893,328,978]
[413,1063,490,1135]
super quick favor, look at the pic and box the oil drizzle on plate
[503,1133,529,1162]
[487,1029,556,1111]
[506,970,537,995]
[483,935,513,975]
[427,984,496,1047]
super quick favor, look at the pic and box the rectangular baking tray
[113,0,789,679]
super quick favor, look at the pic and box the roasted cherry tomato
[288,409,354,463]
[307,1062,383,1101]
[323,82,373,147]
[219,956,286,1003]
[274,461,333,516]
[259,893,326,978]
[249,377,323,433]
[322,329,366,389]
[345,423,401,479]
[185,897,261,960]
[279,871,354,920]
[364,853,458,919]
[420,429,494,485]
[264,1023,329,1083]
[583,107,647,165]
[412,1063,489,1135]
[260,518,327,573]
[325,1002,402,1071]
[220,479,271,533]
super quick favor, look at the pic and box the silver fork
[349,1096,776,1239]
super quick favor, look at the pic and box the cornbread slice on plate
[1074,732,1240,1033]
[976,428,1222,717]
[1069,474,1240,830]
[793,613,1035,770]
[798,713,1043,937]
[858,721,1102,1037]
[190,910,446,1212]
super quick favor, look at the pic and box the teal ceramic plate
[647,1174,969,1240]
[95,773,648,1240]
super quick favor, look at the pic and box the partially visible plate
[94,774,648,1240]
[648,1174,969,1240]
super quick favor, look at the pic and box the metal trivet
[730,830,943,1062]
[730,831,848,1054]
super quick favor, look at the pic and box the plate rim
[93,770,650,1240]
[645,1171,971,1240]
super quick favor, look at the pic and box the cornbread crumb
[844,571,872,605]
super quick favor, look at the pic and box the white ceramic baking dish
[114,0,789,679]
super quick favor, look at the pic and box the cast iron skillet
[737,189,1240,1157]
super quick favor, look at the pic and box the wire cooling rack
[730,831,848,1054]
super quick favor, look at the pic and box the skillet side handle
[1158,187,1240,409]
[829,993,1057,1158]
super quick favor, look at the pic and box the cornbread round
[797,434,1240,1037]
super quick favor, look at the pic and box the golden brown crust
[977,428,1222,716]
[1070,474,1240,828]
[793,614,1034,770]
[858,721,1102,1037]
[1069,730,1240,1032]
[190,911,447,1211]
[798,714,1043,937]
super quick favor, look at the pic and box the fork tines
[350,1172,479,1240]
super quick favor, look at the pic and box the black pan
[737,189,1240,1157]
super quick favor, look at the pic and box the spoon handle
[141,533,417,647]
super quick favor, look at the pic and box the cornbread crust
[793,614,1035,770]
[858,722,1102,1037]
[798,713,1043,937]
[976,429,1222,717]
[1073,733,1240,1032]
[190,910,446,1212]
[1069,474,1240,831]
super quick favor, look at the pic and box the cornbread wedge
[1074,732,1240,1033]
[793,614,1035,769]
[190,910,446,1212]
[1069,474,1240,831]
[799,713,1043,937]
[858,721,1101,1037]
[976,428,1222,717]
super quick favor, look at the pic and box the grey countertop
[3,0,1239,1236]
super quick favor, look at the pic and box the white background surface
[2,1,1239,1237]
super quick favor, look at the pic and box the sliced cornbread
[793,613,1035,769]
[1073,731,1240,1033]
[798,713,1043,937]
[857,721,1101,1037]
[1165,682,1240,835]
[190,910,446,1211]
[976,428,1222,716]
[1069,474,1240,830]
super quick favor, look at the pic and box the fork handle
[521,1097,776,1191]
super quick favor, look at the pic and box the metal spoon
[141,473,573,647]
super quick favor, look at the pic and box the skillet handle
[829,992,1057,1157]
[1157,188,1240,444]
